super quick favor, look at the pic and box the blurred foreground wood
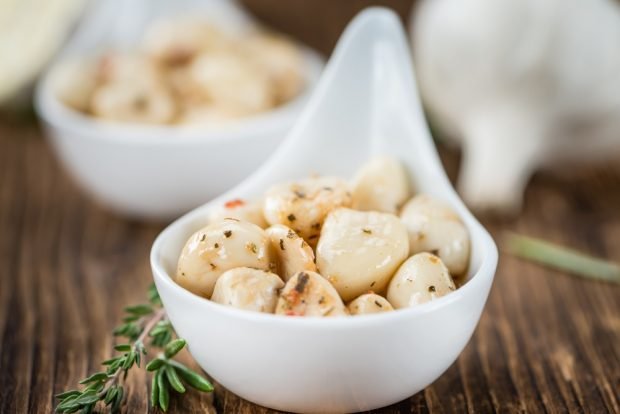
[0,114,619,412]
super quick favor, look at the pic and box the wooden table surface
[1,116,619,413]
[1,2,620,412]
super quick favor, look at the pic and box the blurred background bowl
[35,49,323,221]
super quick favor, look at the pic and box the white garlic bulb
[412,0,620,214]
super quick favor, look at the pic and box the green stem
[504,233,620,284]
[101,308,167,397]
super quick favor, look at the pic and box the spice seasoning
[294,272,310,293]
[224,199,245,208]
[246,242,258,254]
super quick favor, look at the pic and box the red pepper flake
[224,199,245,209]
[284,289,301,307]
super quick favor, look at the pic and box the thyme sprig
[505,233,620,284]
[55,284,213,413]
[146,340,214,411]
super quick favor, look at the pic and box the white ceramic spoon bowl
[151,8,497,413]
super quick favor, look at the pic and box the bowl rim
[150,211,498,329]
[34,46,325,147]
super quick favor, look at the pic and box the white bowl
[150,8,497,413]
[35,50,323,220]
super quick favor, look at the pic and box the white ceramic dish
[35,49,323,220]
[151,8,498,413]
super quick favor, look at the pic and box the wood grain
[240,0,414,56]
[0,115,618,413]
[1,2,619,411]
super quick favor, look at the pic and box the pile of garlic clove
[54,17,305,126]
[175,156,471,317]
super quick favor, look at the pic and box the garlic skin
[142,17,232,65]
[400,195,470,276]
[275,271,348,317]
[91,81,176,125]
[265,224,317,282]
[412,0,620,214]
[190,51,275,115]
[387,253,456,309]
[242,33,305,104]
[54,59,99,112]
[176,219,273,298]
[351,156,410,214]
[316,208,409,302]
[263,177,352,246]
[90,54,176,124]
[211,267,284,313]
[348,293,394,315]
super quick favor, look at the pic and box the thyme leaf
[55,284,212,413]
